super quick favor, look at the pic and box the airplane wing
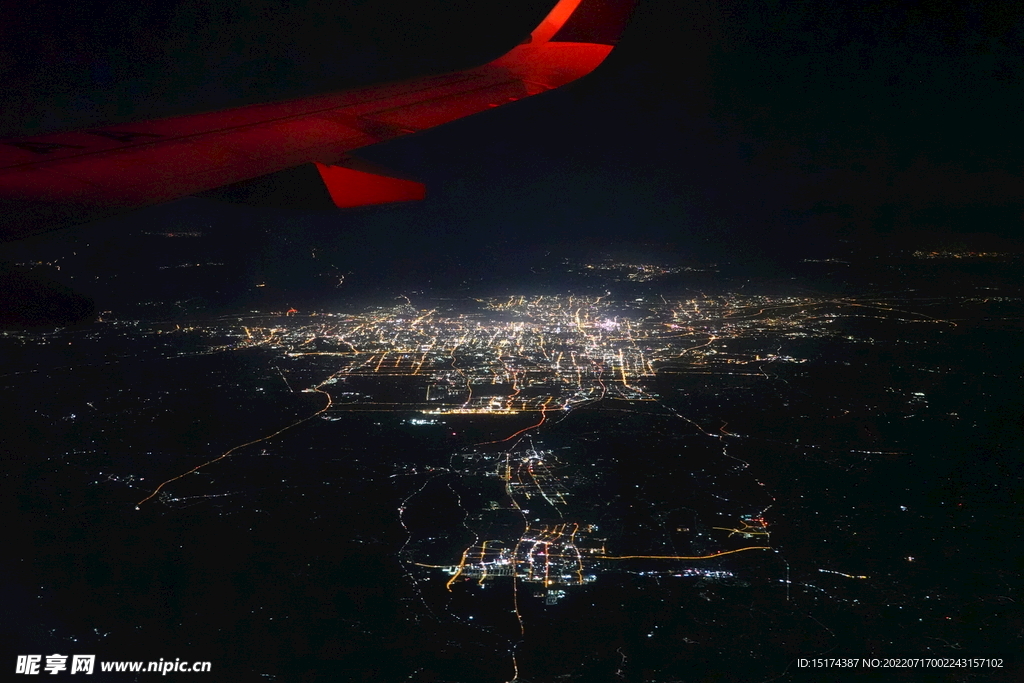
[0,0,635,241]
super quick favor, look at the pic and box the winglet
[531,0,586,44]
[531,0,635,46]
[492,0,635,94]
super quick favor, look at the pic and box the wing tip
[532,0,636,46]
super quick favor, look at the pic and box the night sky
[4,4,1024,679]
[3,0,1024,284]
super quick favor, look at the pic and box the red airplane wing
[0,0,634,241]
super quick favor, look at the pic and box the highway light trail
[595,547,772,560]
[135,385,333,507]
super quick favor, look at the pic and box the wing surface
[0,0,634,240]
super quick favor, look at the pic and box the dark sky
[3,0,1024,268]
